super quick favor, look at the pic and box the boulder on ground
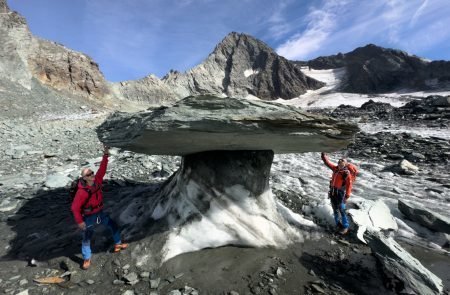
[398,200,450,234]
[386,159,419,175]
[366,232,443,295]
[349,199,398,244]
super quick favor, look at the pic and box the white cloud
[275,0,348,59]
[409,0,428,27]
[266,0,293,39]
[276,0,450,60]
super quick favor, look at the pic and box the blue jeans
[330,188,349,229]
[81,211,121,259]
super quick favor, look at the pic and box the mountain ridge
[2,1,450,109]
[116,32,325,102]
[294,44,450,93]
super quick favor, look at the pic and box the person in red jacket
[71,145,128,270]
[321,152,353,234]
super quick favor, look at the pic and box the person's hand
[344,196,349,203]
[78,222,86,230]
[103,145,110,156]
[321,152,326,157]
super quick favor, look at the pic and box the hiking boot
[339,227,349,235]
[82,259,91,270]
[114,243,129,253]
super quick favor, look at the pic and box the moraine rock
[97,95,358,156]
[44,173,71,188]
[398,200,450,234]
[366,231,443,295]
[387,159,419,175]
[348,132,450,168]
[348,199,398,244]
[331,95,450,126]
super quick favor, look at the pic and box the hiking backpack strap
[78,179,94,210]
[81,183,103,213]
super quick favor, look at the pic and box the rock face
[0,0,8,13]
[160,32,325,100]
[111,74,178,105]
[299,44,450,93]
[97,95,359,156]
[0,6,111,99]
[366,232,443,295]
[27,40,111,99]
[399,200,450,234]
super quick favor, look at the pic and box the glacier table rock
[97,95,359,155]
[96,95,359,267]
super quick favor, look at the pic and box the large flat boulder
[366,232,443,295]
[348,199,398,244]
[97,95,359,156]
[399,200,450,234]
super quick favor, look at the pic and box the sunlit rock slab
[97,95,359,156]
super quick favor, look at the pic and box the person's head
[81,168,95,182]
[338,158,347,169]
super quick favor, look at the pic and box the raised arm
[321,152,337,170]
[95,145,109,183]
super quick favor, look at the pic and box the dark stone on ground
[398,200,450,234]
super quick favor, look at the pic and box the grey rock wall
[0,5,111,100]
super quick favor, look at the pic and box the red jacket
[321,153,353,198]
[71,155,108,224]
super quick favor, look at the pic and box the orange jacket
[321,153,353,198]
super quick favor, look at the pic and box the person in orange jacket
[321,152,353,234]
[71,145,128,270]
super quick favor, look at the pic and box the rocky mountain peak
[212,32,274,56]
[0,0,9,13]
[160,32,325,100]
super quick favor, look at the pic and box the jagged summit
[212,32,274,55]
[0,0,9,13]
[160,32,325,100]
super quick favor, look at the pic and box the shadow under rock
[300,251,394,295]
[3,179,161,262]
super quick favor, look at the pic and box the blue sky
[8,0,450,82]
